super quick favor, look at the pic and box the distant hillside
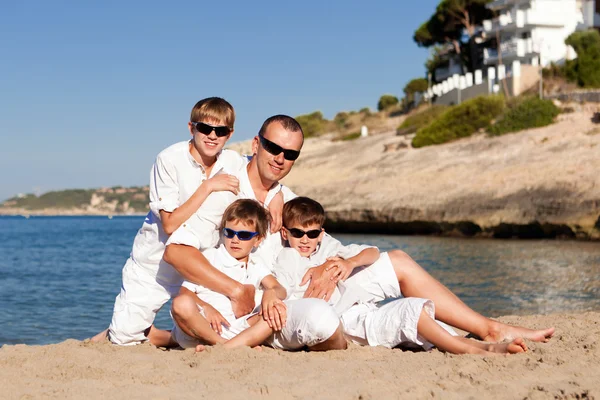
[0,186,149,215]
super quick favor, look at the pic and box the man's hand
[325,256,356,282]
[230,284,255,318]
[259,289,287,331]
[201,303,230,335]
[267,190,284,233]
[300,262,337,301]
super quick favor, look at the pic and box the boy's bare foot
[195,344,206,352]
[483,322,555,343]
[486,338,528,354]
[90,329,109,343]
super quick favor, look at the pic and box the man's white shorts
[346,252,401,303]
[108,257,182,345]
[172,298,340,351]
[340,297,457,350]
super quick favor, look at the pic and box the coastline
[2,312,599,399]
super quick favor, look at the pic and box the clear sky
[0,0,438,202]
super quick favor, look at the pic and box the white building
[481,0,598,68]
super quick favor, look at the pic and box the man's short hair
[258,114,304,139]
[220,199,270,238]
[283,197,326,228]
[190,97,235,129]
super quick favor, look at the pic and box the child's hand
[204,174,239,195]
[267,191,284,233]
[201,303,230,335]
[260,289,287,331]
[325,256,355,282]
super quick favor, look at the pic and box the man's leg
[388,250,554,342]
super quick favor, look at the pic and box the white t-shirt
[273,233,376,305]
[130,141,245,280]
[181,245,272,324]
[167,157,297,270]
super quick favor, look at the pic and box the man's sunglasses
[191,122,231,138]
[258,134,301,161]
[285,227,322,239]
[222,228,259,241]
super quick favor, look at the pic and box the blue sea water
[1,215,599,346]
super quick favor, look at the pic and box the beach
[2,312,599,399]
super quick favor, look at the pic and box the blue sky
[0,0,438,201]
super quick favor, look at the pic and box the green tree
[377,94,399,111]
[414,0,493,71]
[295,111,328,137]
[565,30,600,88]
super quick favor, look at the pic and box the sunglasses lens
[260,136,300,161]
[288,228,304,238]
[306,230,321,239]
[223,228,235,238]
[213,127,231,137]
[283,150,300,161]
[236,231,253,240]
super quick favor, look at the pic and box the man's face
[282,222,324,258]
[252,122,303,184]
[188,117,232,161]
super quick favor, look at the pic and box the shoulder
[201,247,220,264]
[275,247,303,264]
[217,149,247,172]
[156,141,189,163]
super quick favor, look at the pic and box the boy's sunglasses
[222,228,259,241]
[285,227,322,239]
[258,134,301,161]
[192,122,231,138]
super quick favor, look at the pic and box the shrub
[397,105,448,135]
[488,97,559,135]
[377,94,399,111]
[295,111,328,137]
[411,96,505,148]
[565,30,600,88]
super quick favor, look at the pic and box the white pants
[346,252,402,302]
[172,298,340,351]
[108,257,182,345]
[340,297,458,350]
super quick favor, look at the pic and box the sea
[1,215,599,346]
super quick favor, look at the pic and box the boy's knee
[171,295,197,320]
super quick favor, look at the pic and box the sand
[2,312,599,399]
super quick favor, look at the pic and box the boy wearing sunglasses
[274,197,529,355]
[171,199,344,351]
[102,97,251,346]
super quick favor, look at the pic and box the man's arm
[326,247,380,282]
[164,244,255,318]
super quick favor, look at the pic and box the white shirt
[181,245,272,324]
[167,156,297,270]
[273,234,376,311]
[130,141,245,279]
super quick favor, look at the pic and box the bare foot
[90,329,109,343]
[195,344,206,352]
[252,346,263,352]
[486,338,528,354]
[484,322,555,343]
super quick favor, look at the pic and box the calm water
[1,216,599,346]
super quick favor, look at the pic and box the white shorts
[346,252,401,303]
[340,297,458,350]
[108,257,183,345]
[171,298,340,351]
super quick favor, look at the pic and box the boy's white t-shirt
[273,233,376,306]
[129,142,245,280]
[181,244,272,324]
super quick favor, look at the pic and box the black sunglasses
[258,134,301,161]
[222,228,259,241]
[285,227,322,239]
[191,122,231,138]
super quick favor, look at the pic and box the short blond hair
[190,97,235,129]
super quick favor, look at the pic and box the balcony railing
[483,6,565,33]
[484,38,535,63]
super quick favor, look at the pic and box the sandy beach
[1,312,599,399]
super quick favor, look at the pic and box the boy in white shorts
[275,197,529,355]
[98,97,248,346]
[171,199,346,351]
